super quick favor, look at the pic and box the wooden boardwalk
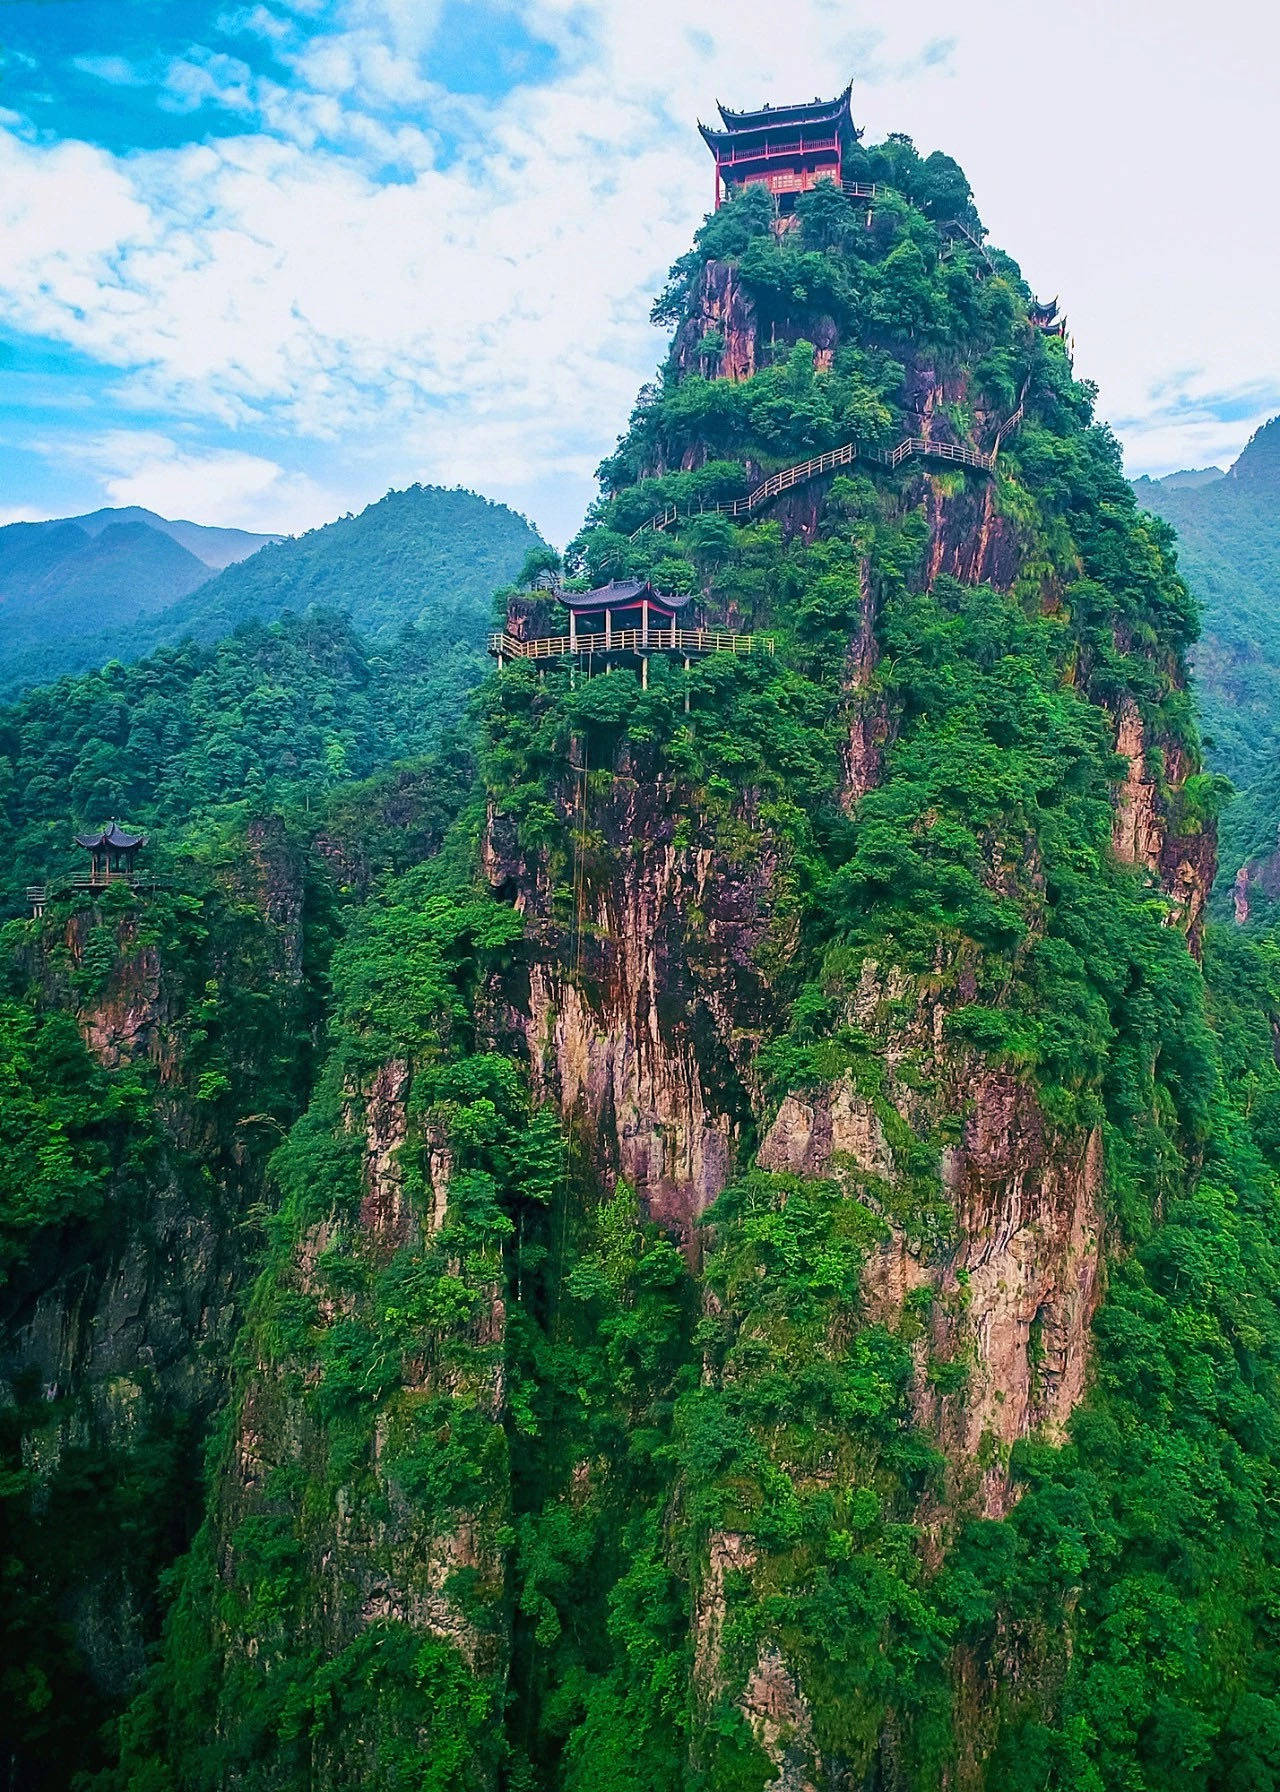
[629,430,1001,541]
[489,624,775,664]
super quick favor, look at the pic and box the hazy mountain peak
[1230,414,1280,487]
[57,505,282,570]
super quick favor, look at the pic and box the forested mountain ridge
[1134,416,1280,788]
[87,483,544,668]
[0,485,543,702]
[8,119,1280,1792]
[0,507,278,698]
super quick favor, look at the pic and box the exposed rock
[1110,699,1216,955]
[758,1073,893,1182]
[758,1039,1103,1521]
[355,1057,416,1257]
[1110,698,1162,872]
[676,259,758,382]
[742,1646,821,1792]
[486,767,784,1239]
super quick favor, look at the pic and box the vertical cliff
[103,128,1280,1792]
[0,824,330,1788]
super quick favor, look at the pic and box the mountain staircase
[628,411,1026,542]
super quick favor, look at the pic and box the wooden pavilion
[74,822,147,885]
[698,86,862,212]
[488,578,773,689]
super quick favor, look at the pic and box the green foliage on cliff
[13,142,1280,1792]
[0,608,481,917]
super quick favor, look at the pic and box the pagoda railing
[628,430,1000,540]
[716,134,841,166]
[489,626,775,663]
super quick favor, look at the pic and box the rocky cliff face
[0,832,320,1735]
[484,761,785,1241]
[94,150,1243,1792]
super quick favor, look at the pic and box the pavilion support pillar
[569,610,577,653]
[642,599,649,647]
[684,656,691,714]
[641,656,648,691]
[605,608,612,650]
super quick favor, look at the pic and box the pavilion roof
[699,85,860,152]
[561,579,695,612]
[75,823,147,851]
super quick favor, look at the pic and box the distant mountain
[86,483,544,666]
[0,487,541,699]
[60,505,281,570]
[0,506,279,697]
[1134,417,1280,789]
[1152,467,1225,492]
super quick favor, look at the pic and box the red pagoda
[699,85,861,212]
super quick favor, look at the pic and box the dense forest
[7,120,1280,1792]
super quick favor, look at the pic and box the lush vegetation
[93,483,542,671]
[0,607,485,917]
[1135,418,1280,791]
[0,484,542,705]
[7,135,1280,1792]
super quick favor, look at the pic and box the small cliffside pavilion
[699,85,863,212]
[74,822,147,884]
[489,578,774,691]
[28,822,149,915]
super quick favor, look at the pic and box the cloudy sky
[0,0,1274,543]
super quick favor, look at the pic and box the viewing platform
[488,624,775,664]
[27,822,154,915]
[489,579,775,689]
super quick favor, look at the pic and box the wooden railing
[939,217,995,271]
[628,430,1000,540]
[489,626,775,662]
[26,873,159,907]
[717,134,841,166]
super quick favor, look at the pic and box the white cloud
[72,54,152,87]
[47,429,336,531]
[1,0,1277,539]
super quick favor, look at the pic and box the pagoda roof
[699,84,860,149]
[75,823,146,851]
[561,579,694,612]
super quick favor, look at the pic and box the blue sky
[0,0,1275,543]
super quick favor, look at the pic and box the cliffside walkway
[488,623,775,665]
[627,427,1010,542]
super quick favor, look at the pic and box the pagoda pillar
[642,599,649,647]
[605,608,612,650]
[569,610,577,653]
